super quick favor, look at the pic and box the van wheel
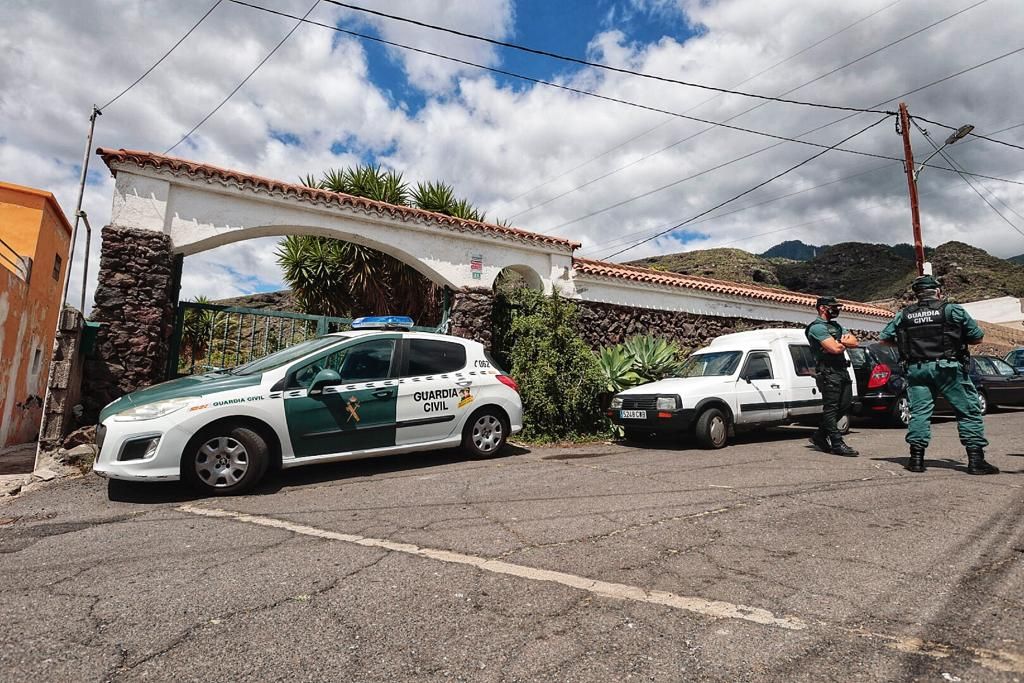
[462,409,508,458]
[182,424,269,496]
[694,408,728,449]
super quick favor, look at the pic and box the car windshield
[230,336,348,376]
[678,351,742,377]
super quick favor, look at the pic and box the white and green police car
[94,317,523,495]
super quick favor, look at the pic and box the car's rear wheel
[694,408,728,449]
[977,391,988,415]
[462,409,508,458]
[891,394,911,427]
[182,424,269,496]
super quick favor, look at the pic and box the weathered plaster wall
[0,183,71,447]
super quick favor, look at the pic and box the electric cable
[912,118,1024,239]
[229,0,1024,195]
[601,115,893,260]
[504,0,906,209]
[99,0,225,112]
[324,0,985,116]
[226,0,896,161]
[165,0,320,154]
[541,43,1024,234]
[911,115,1024,153]
[581,119,1024,256]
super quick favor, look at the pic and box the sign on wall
[471,254,483,280]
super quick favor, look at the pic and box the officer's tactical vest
[896,300,964,362]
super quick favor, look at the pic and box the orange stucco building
[0,181,72,447]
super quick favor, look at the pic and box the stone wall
[82,225,181,420]
[38,308,86,450]
[574,299,879,351]
[448,288,494,349]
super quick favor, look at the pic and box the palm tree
[276,164,488,323]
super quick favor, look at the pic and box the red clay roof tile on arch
[96,148,579,251]
[572,257,892,319]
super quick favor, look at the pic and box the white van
[607,328,858,449]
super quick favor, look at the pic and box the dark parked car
[1006,348,1024,374]
[850,345,1024,425]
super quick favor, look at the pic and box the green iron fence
[167,301,442,379]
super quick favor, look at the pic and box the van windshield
[679,351,742,377]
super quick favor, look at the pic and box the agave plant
[623,335,685,382]
[596,344,643,394]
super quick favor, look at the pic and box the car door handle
[770,384,781,389]
[373,390,395,398]
[455,380,472,387]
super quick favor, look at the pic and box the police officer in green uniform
[806,296,860,456]
[879,275,998,475]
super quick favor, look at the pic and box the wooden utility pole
[897,102,925,276]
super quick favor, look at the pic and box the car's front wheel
[977,391,988,415]
[462,409,508,458]
[182,424,269,496]
[694,408,729,449]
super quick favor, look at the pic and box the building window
[31,348,43,376]
[52,254,62,280]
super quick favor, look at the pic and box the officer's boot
[829,435,859,457]
[810,430,830,453]
[966,446,999,475]
[905,444,926,473]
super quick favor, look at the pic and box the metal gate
[167,302,351,378]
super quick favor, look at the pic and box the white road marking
[179,504,806,630]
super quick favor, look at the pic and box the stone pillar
[447,287,494,350]
[81,225,180,420]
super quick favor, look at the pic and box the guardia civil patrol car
[94,317,523,495]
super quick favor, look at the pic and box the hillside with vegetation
[631,240,1024,304]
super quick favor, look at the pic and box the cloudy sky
[2,0,1022,311]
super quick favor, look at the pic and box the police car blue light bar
[351,315,415,330]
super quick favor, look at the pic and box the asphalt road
[2,412,1023,682]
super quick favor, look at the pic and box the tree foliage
[276,164,488,322]
[501,289,604,441]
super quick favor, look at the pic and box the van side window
[789,345,815,376]
[742,352,774,381]
[404,339,466,376]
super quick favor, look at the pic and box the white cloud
[1,0,1022,318]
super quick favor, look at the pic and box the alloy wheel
[472,415,504,454]
[195,436,249,488]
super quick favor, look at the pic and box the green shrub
[596,344,642,394]
[501,289,604,441]
[622,334,686,382]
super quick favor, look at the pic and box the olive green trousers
[905,360,988,449]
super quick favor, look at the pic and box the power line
[100,0,225,112]
[165,0,320,154]
[912,118,1024,240]
[911,115,1024,153]
[324,0,898,116]
[228,0,903,163]
[503,0,907,210]
[229,0,1024,195]
[602,115,893,260]
[542,42,1024,233]
[581,120,1024,256]
[510,0,984,220]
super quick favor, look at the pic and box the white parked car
[607,328,857,448]
[94,319,523,494]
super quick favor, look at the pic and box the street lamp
[914,124,974,181]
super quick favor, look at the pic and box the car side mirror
[308,368,342,397]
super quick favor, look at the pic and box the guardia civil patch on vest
[896,301,964,362]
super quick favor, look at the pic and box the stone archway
[83,149,579,416]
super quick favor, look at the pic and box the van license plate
[620,410,646,419]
